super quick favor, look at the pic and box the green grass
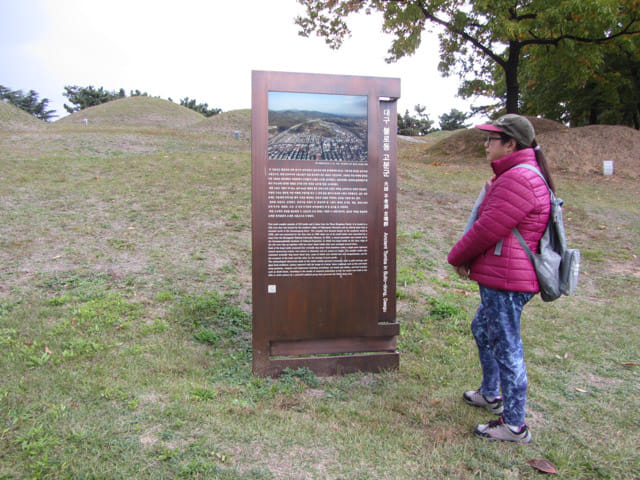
[1,106,639,479]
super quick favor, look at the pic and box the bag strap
[510,163,551,253]
[511,163,548,190]
[512,227,534,261]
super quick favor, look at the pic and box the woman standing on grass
[447,114,555,443]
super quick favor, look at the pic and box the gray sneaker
[463,390,504,415]
[474,417,532,443]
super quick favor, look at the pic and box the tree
[519,35,640,128]
[397,104,434,135]
[296,1,640,115]
[179,97,221,117]
[0,85,56,121]
[439,108,470,130]
[63,85,124,113]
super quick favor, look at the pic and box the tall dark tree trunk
[504,42,521,114]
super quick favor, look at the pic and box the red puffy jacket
[447,148,550,292]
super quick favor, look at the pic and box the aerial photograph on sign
[268,91,368,162]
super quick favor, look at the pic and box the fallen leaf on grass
[527,458,557,474]
[575,387,588,393]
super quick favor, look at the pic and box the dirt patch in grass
[140,427,161,448]
[242,442,338,480]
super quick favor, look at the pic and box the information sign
[252,71,400,376]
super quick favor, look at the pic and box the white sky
[0,0,478,122]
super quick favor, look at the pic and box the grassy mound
[55,96,205,129]
[417,116,640,178]
[425,116,567,162]
[190,109,251,140]
[538,124,640,178]
[423,127,487,162]
[0,100,46,131]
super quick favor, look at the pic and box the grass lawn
[1,105,639,479]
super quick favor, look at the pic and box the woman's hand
[454,264,470,279]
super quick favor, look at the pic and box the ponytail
[531,140,556,193]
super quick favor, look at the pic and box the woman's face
[484,134,515,163]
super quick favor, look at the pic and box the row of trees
[177,97,221,117]
[6,81,462,134]
[5,81,458,132]
[1,84,222,121]
[62,85,222,117]
[296,0,640,128]
[397,105,470,136]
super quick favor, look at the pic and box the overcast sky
[1,0,478,122]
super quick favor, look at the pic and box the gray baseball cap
[476,114,535,147]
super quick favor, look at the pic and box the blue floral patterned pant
[471,285,534,426]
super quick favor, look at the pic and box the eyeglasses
[485,136,503,144]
